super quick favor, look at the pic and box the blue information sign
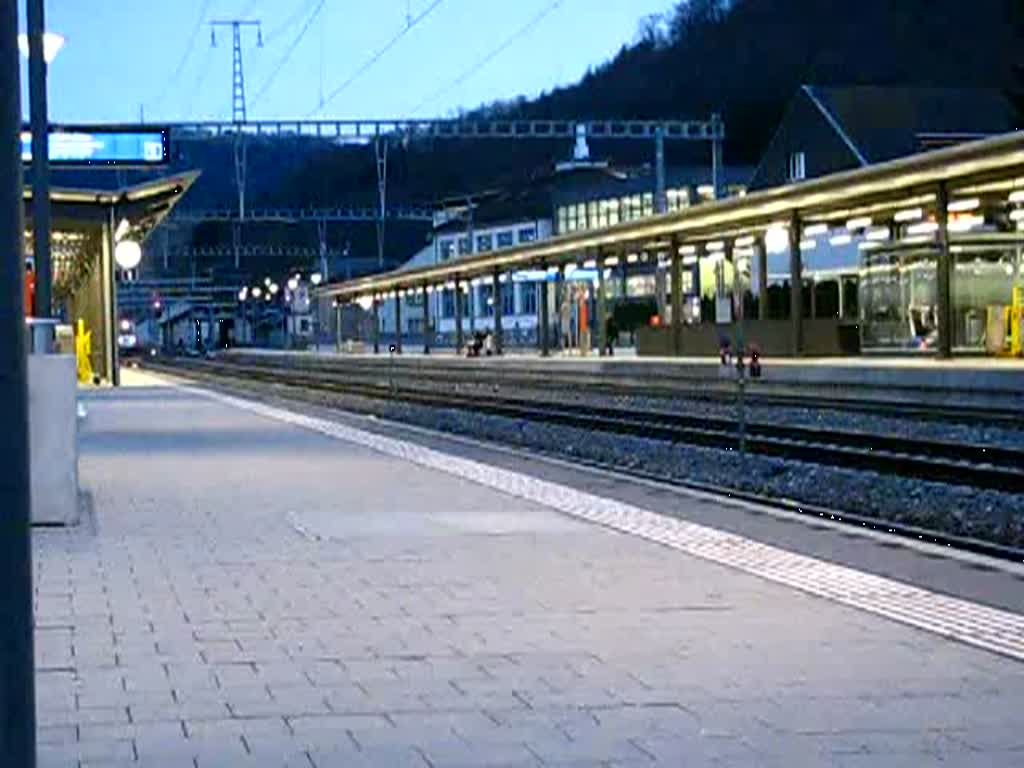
[21,126,170,167]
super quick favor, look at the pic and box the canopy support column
[454,278,464,354]
[492,270,503,355]
[788,215,804,356]
[670,237,683,356]
[936,182,953,359]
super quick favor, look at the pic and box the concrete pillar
[371,295,380,354]
[670,238,683,356]
[539,264,551,357]
[422,284,431,354]
[809,275,817,320]
[454,278,464,354]
[394,292,403,354]
[757,238,768,321]
[936,182,953,358]
[492,270,503,355]
[788,215,804,356]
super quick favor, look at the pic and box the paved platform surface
[233,347,1024,395]
[36,372,1024,767]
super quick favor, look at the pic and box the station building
[374,138,753,348]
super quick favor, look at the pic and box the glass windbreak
[860,247,938,351]
[951,241,1024,350]
[860,237,1024,351]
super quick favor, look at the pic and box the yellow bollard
[1011,286,1023,358]
[75,319,95,384]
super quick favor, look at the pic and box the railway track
[145,357,1024,494]
[222,352,1024,427]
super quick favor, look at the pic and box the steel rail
[145,357,1024,493]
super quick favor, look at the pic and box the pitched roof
[803,85,1017,163]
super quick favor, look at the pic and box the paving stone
[33,383,1024,768]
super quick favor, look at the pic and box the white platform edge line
[189,384,1024,663]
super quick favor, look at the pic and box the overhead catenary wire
[183,43,217,119]
[309,0,447,116]
[409,0,564,116]
[251,0,325,105]
[263,0,320,45]
[150,0,214,115]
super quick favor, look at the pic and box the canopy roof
[24,171,200,241]
[320,131,1024,301]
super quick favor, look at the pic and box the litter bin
[25,316,58,354]
[25,317,80,526]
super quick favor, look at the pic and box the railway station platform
[38,368,1024,767]
[233,346,1024,402]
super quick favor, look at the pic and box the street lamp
[311,272,323,286]
[114,239,142,270]
[17,32,64,63]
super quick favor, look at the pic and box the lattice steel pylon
[210,19,262,268]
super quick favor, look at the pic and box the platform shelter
[319,132,1024,359]
[24,172,198,384]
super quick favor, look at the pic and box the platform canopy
[319,131,1024,300]
[23,171,200,241]
[22,171,200,385]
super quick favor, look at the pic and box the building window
[502,283,515,316]
[442,290,454,318]
[520,282,538,315]
[788,151,806,182]
[496,231,514,248]
[439,239,455,261]
[518,227,537,243]
[476,233,493,252]
[642,192,655,216]
[481,284,494,317]
[458,236,471,255]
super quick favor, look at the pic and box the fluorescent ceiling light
[829,233,852,246]
[846,217,872,230]
[906,221,939,236]
[947,198,980,213]
[894,208,923,222]
[803,223,828,237]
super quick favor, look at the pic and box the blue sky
[21,0,674,123]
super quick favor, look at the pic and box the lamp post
[2,3,38,765]
[23,1,63,332]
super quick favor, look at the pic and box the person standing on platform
[605,314,619,356]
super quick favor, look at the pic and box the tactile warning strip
[202,387,1024,662]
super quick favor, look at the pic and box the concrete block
[28,354,79,526]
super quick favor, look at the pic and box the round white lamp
[114,239,142,270]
